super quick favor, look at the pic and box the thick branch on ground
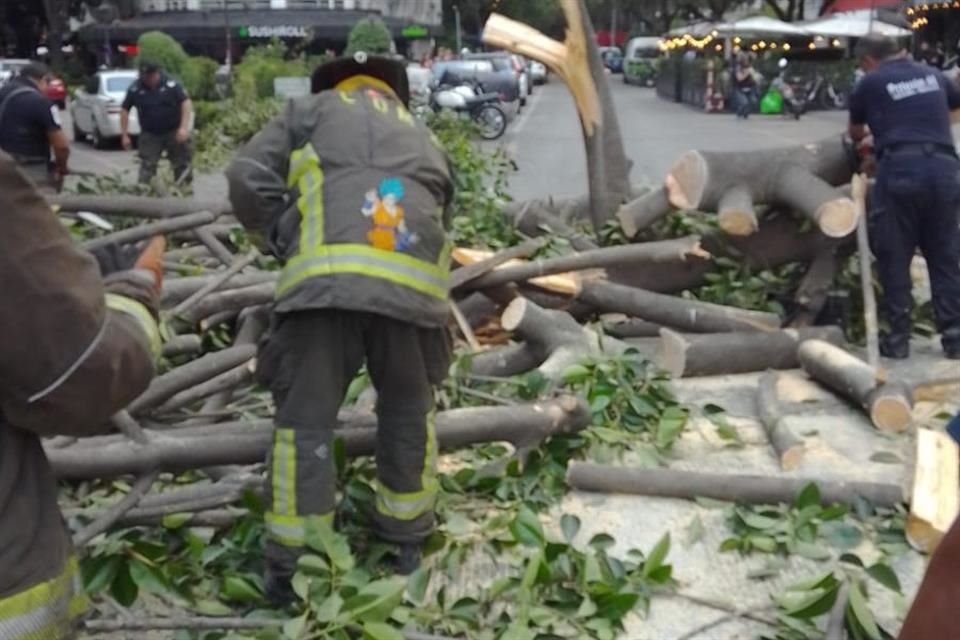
[451,238,547,289]
[178,283,276,326]
[169,251,260,317]
[661,136,856,238]
[657,326,845,378]
[507,200,599,251]
[566,462,904,508]
[50,194,231,218]
[575,280,781,333]
[790,244,844,327]
[615,187,673,238]
[797,340,913,433]
[162,334,203,358]
[756,371,806,471]
[462,236,709,292]
[502,297,630,379]
[466,343,542,378]
[152,360,256,416]
[602,317,663,338]
[193,226,236,266]
[161,272,277,308]
[906,428,959,553]
[49,397,591,479]
[82,211,218,251]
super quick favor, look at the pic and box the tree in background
[135,31,188,77]
[344,16,393,56]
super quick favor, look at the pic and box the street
[64,78,849,203]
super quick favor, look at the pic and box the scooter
[431,80,508,141]
[773,58,806,119]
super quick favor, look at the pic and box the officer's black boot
[264,568,296,607]
[880,333,910,359]
[393,543,423,575]
[942,327,960,360]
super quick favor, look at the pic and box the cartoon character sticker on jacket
[362,177,419,252]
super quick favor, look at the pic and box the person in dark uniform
[0,62,70,193]
[848,35,960,359]
[120,62,193,185]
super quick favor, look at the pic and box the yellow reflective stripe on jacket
[0,555,87,640]
[277,244,449,301]
[270,428,297,517]
[265,512,334,548]
[105,294,161,360]
[376,412,438,521]
[286,143,325,253]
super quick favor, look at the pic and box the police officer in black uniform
[0,62,70,193]
[848,35,960,360]
[120,62,193,185]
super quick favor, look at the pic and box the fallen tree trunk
[49,396,591,479]
[566,462,904,508]
[466,343,542,378]
[462,236,709,291]
[50,194,232,218]
[657,326,845,378]
[179,283,276,326]
[576,280,781,333]
[797,339,913,433]
[756,371,806,471]
[82,211,218,251]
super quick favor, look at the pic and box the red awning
[823,0,901,14]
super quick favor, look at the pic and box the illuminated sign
[239,25,311,38]
[401,24,429,38]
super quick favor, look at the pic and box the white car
[70,70,141,149]
[0,59,30,87]
[531,61,548,85]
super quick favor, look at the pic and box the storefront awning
[801,10,912,37]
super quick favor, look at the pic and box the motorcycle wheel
[475,104,507,140]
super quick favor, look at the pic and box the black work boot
[942,328,960,360]
[393,543,423,576]
[265,568,296,607]
[880,334,910,360]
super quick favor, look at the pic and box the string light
[808,42,817,49]
[782,43,791,51]
[715,43,723,51]
[832,38,842,46]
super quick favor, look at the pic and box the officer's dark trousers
[138,130,191,185]
[871,151,960,354]
[257,309,449,578]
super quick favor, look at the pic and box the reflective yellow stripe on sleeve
[286,143,325,254]
[0,555,88,640]
[105,294,161,360]
[375,411,438,521]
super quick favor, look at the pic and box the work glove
[102,236,166,319]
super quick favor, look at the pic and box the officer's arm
[176,83,192,136]
[48,129,69,174]
[940,73,960,122]
[120,88,134,137]
[0,154,157,438]
[226,103,293,248]
[847,80,869,142]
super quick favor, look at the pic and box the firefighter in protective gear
[0,151,161,639]
[226,52,455,589]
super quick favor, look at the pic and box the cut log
[576,280,781,333]
[456,292,503,329]
[50,194,231,218]
[717,184,757,236]
[790,244,844,327]
[462,236,709,292]
[502,297,629,380]
[49,397,592,479]
[179,283,276,326]
[906,428,960,553]
[602,317,664,339]
[161,272,277,308]
[162,334,203,358]
[451,249,580,294]
[756,371,806,471]
[657,326,845,378]
[566,462,905,508]
[616,187,672,238]
[466,343,541,378]
[81,211,218,251]
[797,340,913,432]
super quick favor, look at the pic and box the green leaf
[749,535,778,553]
[595,591,640,621]
[719,537,741,552]
[83,556,121,594]
[775,585,839,618]
[305,518,355,571]
[510,505,545,547]
[129,560,171,594]
[110,563,139,607]
[848,580,882,640]
[655,407,687,450]
[683,515,705,547]
[642,533,670,579]
[739,511,783,531]
[362,622,404,640]
[314,593,344,623]
[560,514,581,543]
[296,554,330,575]
[866,563,902,594]
[589,533,616,551]
[291,573,310,602]
[500,622,536,640]
[839,553,865,567]
[561,364,591,385]
[222,576,263,603]
[283,613,308,639]
[821,522,864,550]
[341,577,406,624]
[793,541,833,561]
[795,483,821,510]
[406,568,430,604]
[161,512,193,529]
[192,598,234,616]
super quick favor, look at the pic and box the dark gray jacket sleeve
[226,103,294,247]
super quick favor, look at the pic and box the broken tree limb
[179,283,276,326]
[797,340,913,433]
[790,243,844,327]
[756,371,806,471]
[81,211,218,251]
[50,194,232,219]
[462,236,709,292]
[162,334,203,358]
[508,201,599,251]
[852,173,880,368]
[49,396,591,479]
[602,317,664,339]
[906,428,960,553]
[575,280,781,333]
[451,238,548,289]
[152,360,256,416]
[565,463,905,508]
[502,297,629,380]
[193,226,235,266]
[657,326,845,378]
[465,342,542,378]
[169,251,260,318]
[161,272,277,308]
[616,187,672,238]
[72,471,159,546]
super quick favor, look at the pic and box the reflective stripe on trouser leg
[0,556,88,640]
[375,410,438,522]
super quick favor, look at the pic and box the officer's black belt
[879,142,958,160]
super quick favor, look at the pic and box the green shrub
[234,40,306,98]
[135,31,187,77]
[181,56,219,101]
[344,16,393,56]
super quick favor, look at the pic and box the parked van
[623,37,661,86]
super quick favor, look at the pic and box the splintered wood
[907,428,960,554]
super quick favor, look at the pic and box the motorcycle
[431,80,508,141]
[805,72,847,110]
[772,58,806,119]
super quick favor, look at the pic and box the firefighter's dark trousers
[870,149,960,355]
[256,309,450,578]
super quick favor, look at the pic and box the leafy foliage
[135,31,188,77]
[181,56,220,101]
[344,17,393,57]
[234,39,312,99]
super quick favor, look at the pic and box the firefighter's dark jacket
[0,152,158,639]
[226,85,455,327]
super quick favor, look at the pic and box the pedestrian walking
[0,61,70,193]
[848,34,960,359]
[226,51,455,600]
[0,151,162,640]
[733,53,759,119]
[120,62,193,185]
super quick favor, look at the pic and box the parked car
[70,70,140,149]
[431,59,520,108]
[623,37,661,87]
[0,59,30,87]
[530,61,548,85]
[463,52,528,106]
[45,75,66,109]
[599,47,624,73]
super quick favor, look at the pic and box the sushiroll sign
[239,25,312,38]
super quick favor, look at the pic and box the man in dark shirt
[0,62,70,193]
[848,35,960,359]
[120,62,193,185]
